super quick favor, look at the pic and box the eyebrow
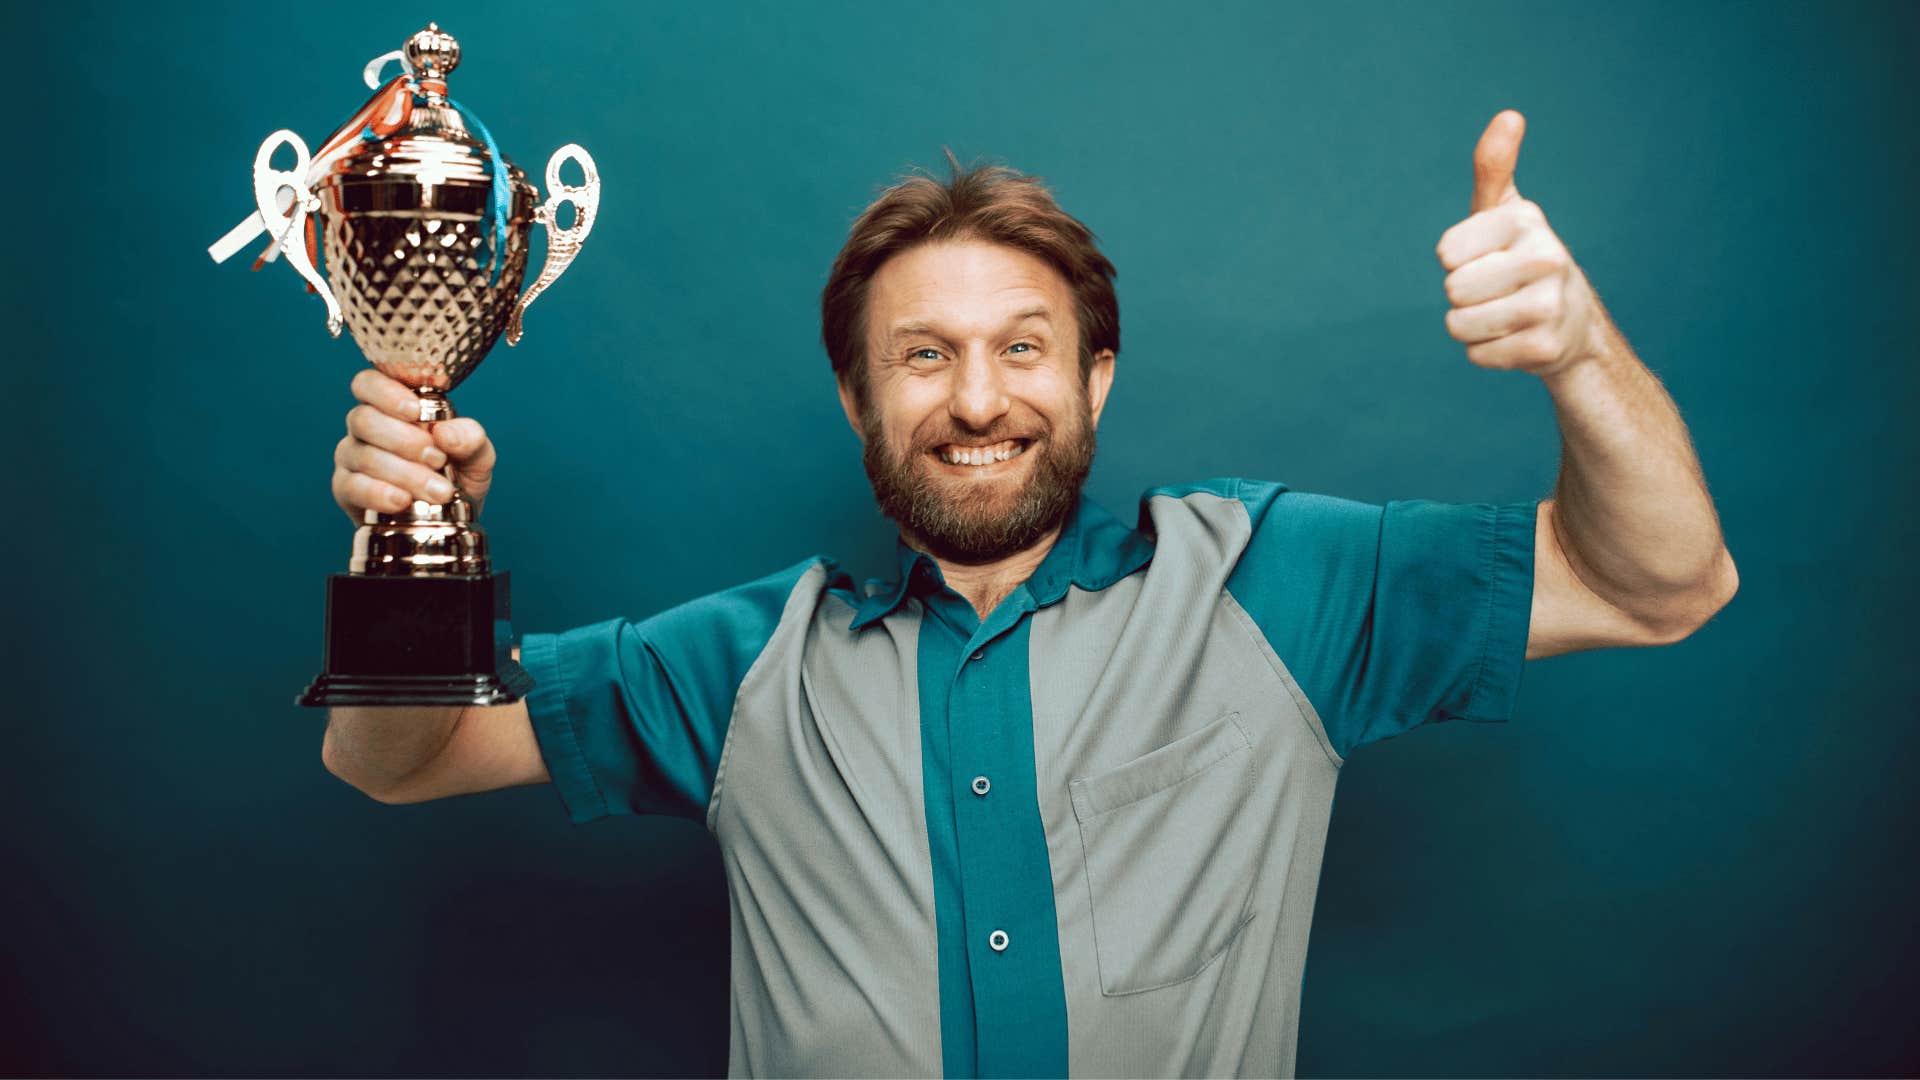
[884,308,1054,345]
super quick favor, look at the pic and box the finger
[1443,248,1563,308]
[1466,327,1559,370]
[334,466,416,516]
[337,438,457,503]
[1444,277,1558,344]
[1435,205,1526,271]
[347,404,446,468]
[432,418,495,503]
[350,368,430,423]
[1471,109,1526,213]
[431,417,492,466]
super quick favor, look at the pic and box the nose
[947,346,1011,432]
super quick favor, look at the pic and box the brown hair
[820,151,1119,406]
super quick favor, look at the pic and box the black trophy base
[297,571,533,708]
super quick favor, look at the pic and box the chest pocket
[1068,710,1258,996]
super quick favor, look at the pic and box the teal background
[6,0,1915,1075]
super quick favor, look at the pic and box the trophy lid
[313,23,528,208]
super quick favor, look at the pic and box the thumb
[1471,109,1527,213]
[431,418,495,502]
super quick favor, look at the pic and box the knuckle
[1522,293,1554,325]
[365,446,405,482]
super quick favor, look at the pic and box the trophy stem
[415,388,455,423]
[346,385,490,576]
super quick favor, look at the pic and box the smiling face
[838,239,1116,564]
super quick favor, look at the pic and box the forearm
[322,706,465,799]
[1541,308,1735,630]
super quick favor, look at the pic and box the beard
[859,386,1096,565]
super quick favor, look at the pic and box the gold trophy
[210,24,599,706]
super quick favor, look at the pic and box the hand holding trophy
[210,23,600,707]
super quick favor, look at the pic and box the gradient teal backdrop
[6,0,1915,1075]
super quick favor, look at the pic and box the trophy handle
[506,144,599,346]
[253,130,343,337]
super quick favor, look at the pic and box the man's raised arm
[321,369,549,803]
[1435,110,1739,660]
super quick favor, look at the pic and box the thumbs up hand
[1436,110,1605,379]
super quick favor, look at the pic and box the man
[322,110,1737,1077]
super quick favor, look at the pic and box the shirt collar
[848,490,1155,630]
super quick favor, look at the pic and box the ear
[1085,349,1117,428]
[835,370,866,443]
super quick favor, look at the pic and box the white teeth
[938,440,1026,466]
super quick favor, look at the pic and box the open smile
[928,438,1032,470]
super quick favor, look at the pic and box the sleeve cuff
[519,631,611,825]
[1460,500,1537,723]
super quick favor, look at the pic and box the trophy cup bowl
[262,23,600,707]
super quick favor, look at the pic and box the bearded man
[321,111,1737,1078]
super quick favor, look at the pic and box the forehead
[867,240,1071,336]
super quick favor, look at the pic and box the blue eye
[1008,342,1033,353]
[910,348,942,361]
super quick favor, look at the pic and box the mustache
[912,424,1046,451]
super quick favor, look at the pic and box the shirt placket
[921,583,1069,1078]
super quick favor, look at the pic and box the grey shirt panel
[1031,490,1340,1077]
[708,566,944,1077]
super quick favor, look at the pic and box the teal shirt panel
[845,493,1153,1079]
[1158,477,1536,760]
[903,551,1072,1080]
[518,556,831,824]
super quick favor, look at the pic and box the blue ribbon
[444,96,513,285]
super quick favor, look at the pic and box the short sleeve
[1225,479,1536,761]
[518,557,827,825]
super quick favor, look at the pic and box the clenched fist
[1436,110,1605,379]
[331,369,497,526]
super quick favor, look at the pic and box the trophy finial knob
[404,23,461,80]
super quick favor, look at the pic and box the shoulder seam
[705,557,830,834]
[1218,525,1345,771]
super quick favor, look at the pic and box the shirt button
[970,775,991,796]
[971,649,985,661]
[988,929,1009,952]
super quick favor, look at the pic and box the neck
[909,525,1064,622]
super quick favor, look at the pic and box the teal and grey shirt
[519,477,1536,1078]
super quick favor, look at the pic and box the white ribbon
[361,49,408,90]
[207,50,415,265]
